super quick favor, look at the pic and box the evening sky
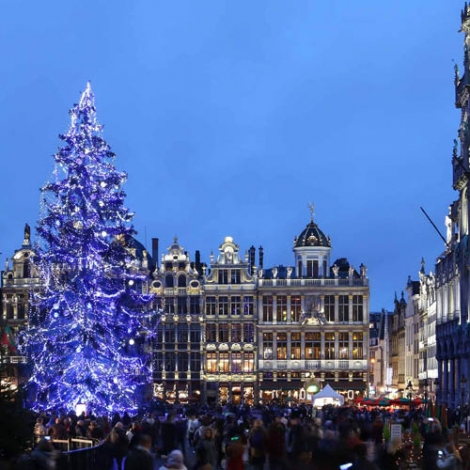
[0,1,464,311]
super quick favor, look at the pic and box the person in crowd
[122,412,132,428]
[195,426,218,470]
[30,438,60,470]
[350,442,378,470]
[377,436,406,470]
[313,429,343,470]
[48,417,68,440]
[248,419,267,470]
[187,413,200,448]
[87,420,105,440]
[62,416,73,437]
[126,421,141,447]
[110,424,129,470]
[34,418,47,444]
[124,433,154,470]
[111,412,122,428]
[213,416,225,470]
[101,415,111,435]
[371,416,383,458]
[75,420,87,437]
[225,430,246,470]
[161,414,178,456]
[158,449,188,470]
[266,414,286,470]
[286,414,305,468]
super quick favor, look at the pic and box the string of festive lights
[19,83,155,415]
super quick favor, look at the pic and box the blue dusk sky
[0,1,464,312]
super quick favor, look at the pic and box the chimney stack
[249,246,256,274]
[152,238,159,267]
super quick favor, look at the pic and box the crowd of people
[24,402,470,470]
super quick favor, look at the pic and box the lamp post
[434,378,439,406]
[460,374,467,407]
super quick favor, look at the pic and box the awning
[323,380,366,391]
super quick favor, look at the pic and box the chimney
[152,238,159,267]
[195,250,202,274]
[249,246,256,275]
[259,246,264,270]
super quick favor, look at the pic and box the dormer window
[231,270,240,284]
[218,270,228,284]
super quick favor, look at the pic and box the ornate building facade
[0,225,40,387]
[201,236,257,405]
[150,237,203,404]
[257,213,370,403]
[435,3,470,409]
[2,209,370,405]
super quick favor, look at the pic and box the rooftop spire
[308,202,315,222]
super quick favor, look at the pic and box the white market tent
[311,384,345,407]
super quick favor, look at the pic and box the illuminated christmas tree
[20,83,154,415]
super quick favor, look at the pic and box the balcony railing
[258,359,367,371]
[203,284,257,292]
[258,278,368,288]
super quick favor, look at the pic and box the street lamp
[460,374,467,406]
[434,378,440,405]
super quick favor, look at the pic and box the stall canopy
[312,384,345,407]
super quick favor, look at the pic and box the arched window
[178,275,187,287]
[165,274,174,288]
[23,254,31,278]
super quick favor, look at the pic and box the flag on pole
[0,325,16,353]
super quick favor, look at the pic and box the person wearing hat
[158,449,188,470]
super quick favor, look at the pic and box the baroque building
[150,237,203,404]
[370,309,392,396]
[418,261,438,402]
[256,212,370,403]
[2,208,370,405]
[0,225,40,387]
[201,236,257,405]
[390,293,406,393]
[387,262,438,403]
[435,3,470,409]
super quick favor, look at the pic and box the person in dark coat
[422,419,445,470]
[110,424,129,470]
[266,415,287,470]
[195,427,218,469]
[249,419,268,470]
[161,414,178,456]
[49,417,68,440]
[30,439,60,470]
[350,442,378,470]
[124,434,154,470]
[87,420,105,440]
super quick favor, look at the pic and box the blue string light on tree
[19,83,156,416]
